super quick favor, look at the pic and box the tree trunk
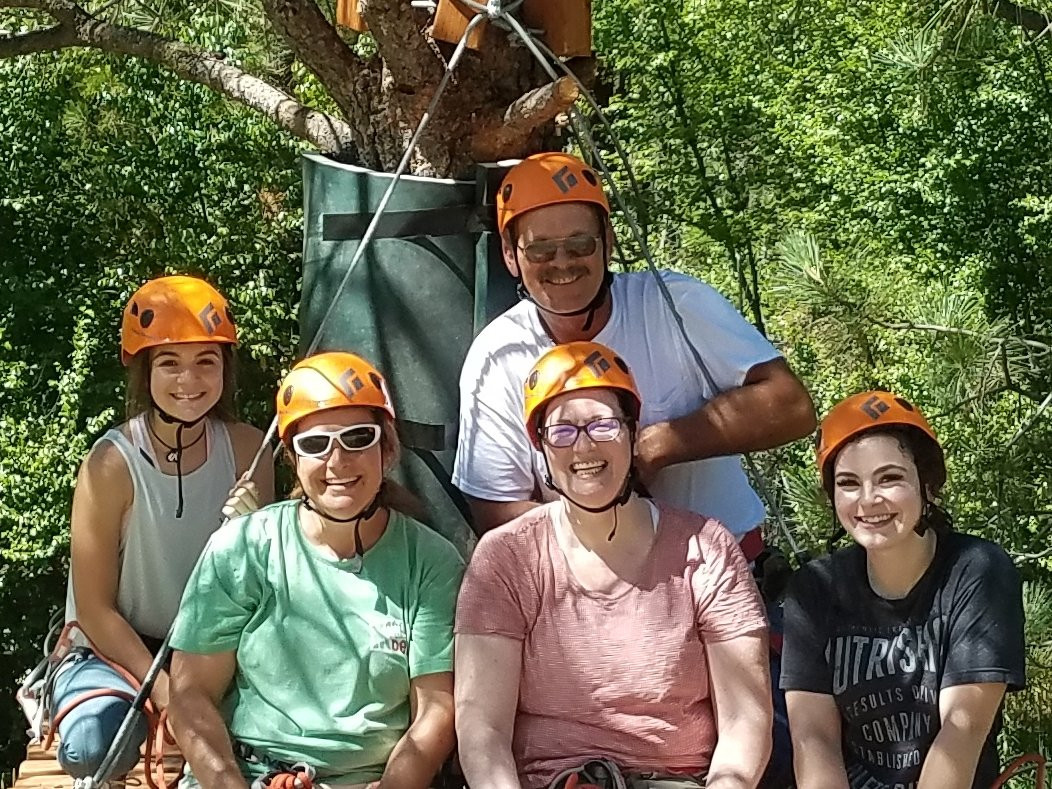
[0,0,588,177]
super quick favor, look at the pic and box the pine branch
[0,25,76,56]
[0,0,357,155]
[257,0,367,127]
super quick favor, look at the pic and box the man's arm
[455,633,523,789]
[705,631,773,789]
[635,358,816,480]
[376,672,456,789]
[785,691,849,789]
[917,683,1006,789]
[466,496,540,536]
[169,650,246,789]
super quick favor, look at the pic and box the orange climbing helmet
[121,275,237,365]
[496,152,611,234]
[816,391,943,489]
[524,341,641,449]
[276,351,395,441]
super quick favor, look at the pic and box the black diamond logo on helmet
[860,395,890,420]
[551,166,578,194]
[583,350,611,378]
[338,369,365,398]
[198,303,222,334]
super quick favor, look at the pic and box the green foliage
[595,0,1052,755]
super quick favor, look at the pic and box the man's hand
[633,423,668,486]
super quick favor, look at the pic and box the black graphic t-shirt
[780,532,1025,789]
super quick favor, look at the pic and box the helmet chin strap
[541,447,638,541]
[300,487,385,572]
[151,403,209,520]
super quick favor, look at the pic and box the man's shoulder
[461,301,547,375]
[613,268,717,301]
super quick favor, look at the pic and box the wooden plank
[336,0,368,32]
[14,742,184,789]
[521,0,591,57]
[432,0,487,50]
[432,0,591,56]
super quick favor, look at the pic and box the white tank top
[66,414,238,639]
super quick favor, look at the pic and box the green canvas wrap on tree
[299,154,516,554]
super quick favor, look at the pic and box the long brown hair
[285,409,427,522]
[125,344,238,421]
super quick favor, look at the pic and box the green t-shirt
[171,499,464,784]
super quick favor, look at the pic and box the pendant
[166,450,179,463]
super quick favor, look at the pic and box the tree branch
[986,0,1052,35]
[360,0,442,90]
[0,0,357,156]
[0,25,75,56]
[257,0,367,126]
[470,76,578,161]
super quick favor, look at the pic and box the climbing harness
[546,759,628,789]
[235,743,319,789]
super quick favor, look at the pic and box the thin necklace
[147,417,205,463]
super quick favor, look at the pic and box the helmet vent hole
[140,309,155,328]
[283,386,294,406]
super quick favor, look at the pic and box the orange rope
[992,752,1047,789]
[46,622,181,788]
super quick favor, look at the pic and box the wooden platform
[13,742,184,789]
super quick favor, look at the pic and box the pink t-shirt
[455,501,767,788]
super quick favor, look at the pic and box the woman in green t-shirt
[168,352,464,789]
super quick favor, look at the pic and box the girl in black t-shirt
[781,391,1025,789]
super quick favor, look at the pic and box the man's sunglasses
[540,417,627,449]
[517,234,601,264]
[292,424,382,458]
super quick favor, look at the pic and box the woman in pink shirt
[455,341,772,789]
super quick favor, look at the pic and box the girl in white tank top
[52,276,273,781]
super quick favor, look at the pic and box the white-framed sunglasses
[291,424,382,458]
